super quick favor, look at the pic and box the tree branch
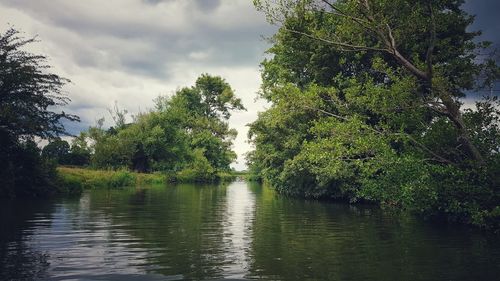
[425,0,436,78]
[283,28,387,52]
[302,104,455,165]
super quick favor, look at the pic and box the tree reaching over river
[0,28,79,198]
[248,0,500,228]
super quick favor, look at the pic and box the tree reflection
[0,199,59,280]
[86,184,230,280]
[246,184,500,280]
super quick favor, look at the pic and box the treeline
[248,0,500,229]
[49,74,244,183]
[0,27,244,198]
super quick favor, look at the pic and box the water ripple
[1,182,499,280]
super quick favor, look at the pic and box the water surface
[1,182,499,280]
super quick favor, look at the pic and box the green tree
[250,0,500,228]
[161,74,244,172]
[42,138,70,164]
[0,28,78,197]
[0,28,78,141]
[87,74,244,181]
[66,132,91,166]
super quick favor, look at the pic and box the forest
[1,0,499,229]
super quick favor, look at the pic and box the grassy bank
[56,167,238,192]
[57,167,166,192]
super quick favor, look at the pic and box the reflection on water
[222,182,255,278]
[1,181,499,280]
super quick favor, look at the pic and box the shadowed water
[1,181,499,280]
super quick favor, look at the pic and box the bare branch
[283,28,387,52]
[302,103,455,165]
[302,104,350,122]
[425,0,436,78]
[386,23,396,49]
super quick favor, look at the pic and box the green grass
[57,167,243,190]
[228,171,261,181]
[57,167,167,189]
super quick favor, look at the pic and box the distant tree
[0,28,78,197]
[168,74,245,171]
[42,138,70,163]
[67,132,91,166]
[87,74,244,180]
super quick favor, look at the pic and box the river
[1,181,499,280]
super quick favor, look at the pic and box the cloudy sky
[0,0,498,170]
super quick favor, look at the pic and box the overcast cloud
[0,0,498,170]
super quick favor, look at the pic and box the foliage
[0,28,79,198]
[249,0,500,229]
[42,137,91,166]
[85,74,244,182]
[0,28,79,141]
[57,167,165,189]
[42,138,70,162]
[175,149,217,183]
[56,172,84,195]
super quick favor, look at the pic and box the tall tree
[250,0,500,228]
[0,28,78,141]
[0,28,79,197]
[166,74,245,171]
[254,0,498,166]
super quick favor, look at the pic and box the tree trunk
[440,94,485,165]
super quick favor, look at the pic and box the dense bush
[249,0,500,229]
[82,74,244,183]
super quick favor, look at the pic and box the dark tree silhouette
[0,28,79,197]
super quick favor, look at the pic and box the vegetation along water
[1,0,500,280]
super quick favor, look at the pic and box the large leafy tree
[88,74,244,179]
[254,0,498,165]
[0,28,78,141]
[250,0,500,227]
[0,28,79,197]
[168,74,244,170]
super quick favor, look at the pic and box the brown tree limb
[425,0,436,78]
[283,28,387,52]
[302,104,455,165]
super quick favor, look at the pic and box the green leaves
[0,28,79,140]
[250,0,500,228]
[87,74,243,180]
[0,28,80,197]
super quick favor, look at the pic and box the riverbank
[56,167,238,193]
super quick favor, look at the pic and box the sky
[0,0,499,170]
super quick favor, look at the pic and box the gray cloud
[143,0,221,11]
[464,0,500,47]
[0,0,276,170]
[463,0,500,98]
[0,0,274,82]
[1,0,496,170]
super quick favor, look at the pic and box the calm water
[1,182,499,281]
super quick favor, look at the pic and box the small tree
[42,138,70,163]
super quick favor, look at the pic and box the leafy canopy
[249,0,500,228]
[0,28,78,141]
